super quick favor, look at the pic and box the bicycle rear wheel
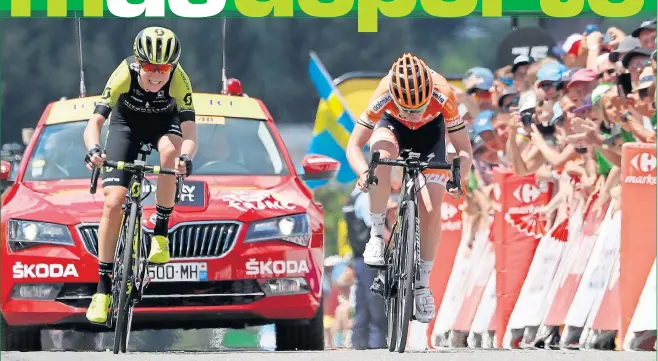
[113,202,138,354]
[395,200,419,353]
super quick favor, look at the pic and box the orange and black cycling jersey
[358,69,465,133]
[94,56,195,122]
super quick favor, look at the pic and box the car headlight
[6,220,74,252]
[244,213,311,247]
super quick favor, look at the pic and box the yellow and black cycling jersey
[93,56,195,122]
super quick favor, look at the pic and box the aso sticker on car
[220,190,298,212]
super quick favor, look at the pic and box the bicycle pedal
[368,264,387,271]
[370,279,386,298]
[143,275,152,289]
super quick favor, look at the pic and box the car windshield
[22,117,289,181]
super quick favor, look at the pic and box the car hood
[3,175,312,226]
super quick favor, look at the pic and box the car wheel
[274,297,324,351]
[0,314,42,351]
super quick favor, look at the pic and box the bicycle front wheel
[395,200,419,353]
[113,202,138,354]
[385,241,399,352]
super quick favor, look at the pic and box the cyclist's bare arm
[346,125,373,176]
[347,76,389,175]
[169,65,198,158]
[84,114,107,150]
[84,61,131,149]
[438,81,472,188]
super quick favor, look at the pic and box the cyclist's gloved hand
[84,144,105,170]
[177,154,193,177]
[357,170,376,193]
[446,178,464,198]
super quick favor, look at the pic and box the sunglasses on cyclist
[139,61,172,73]
[396,102,429,115]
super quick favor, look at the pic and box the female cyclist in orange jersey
[345,53,473,323]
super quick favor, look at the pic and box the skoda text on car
[0,82,339,351]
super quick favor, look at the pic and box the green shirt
[467,168,478,192]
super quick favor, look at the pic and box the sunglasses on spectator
[500,97,519,112]
[598,69,615,79]
[467,88,491,96]
[539,81,560,91]
[629,59,651,70]
[139,61,172,73]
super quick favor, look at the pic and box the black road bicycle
[365,149,461,353]
[89,143,183,354]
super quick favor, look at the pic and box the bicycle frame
[366,149,461,353]
[89,143,180,354]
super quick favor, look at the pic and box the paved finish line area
[4,350,656,361]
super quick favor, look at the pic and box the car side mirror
[0,160,10,181]
[299,154,340,181]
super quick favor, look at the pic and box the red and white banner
[406,143,655,352]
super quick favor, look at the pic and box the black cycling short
[373,112,447,165]
[101,111,182,188]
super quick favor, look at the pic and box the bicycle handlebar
[89,160,178,195]
[366,150,462,193]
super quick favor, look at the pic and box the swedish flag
[305,52,357,189]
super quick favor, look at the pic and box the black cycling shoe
[370,276,385,298]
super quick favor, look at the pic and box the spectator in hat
[528,97,581,170]
[596,53,618,85]
[622,47,653,85]
[566,68,598,106]
[557,67,581,94]
[597,85,653,145]
[463,67,496,111]
[473,109,505,154]
[536,61,567,102]
[493,65,514,99]
[554,33,587,68]
[629,66,656,131]
[497,85,519,113]
[631,18,656,50]
[505,96,544,175]
[512,55,532,93]
[608,36,641,64]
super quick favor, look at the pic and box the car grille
[54,280,265,308]
[77,222,241,259]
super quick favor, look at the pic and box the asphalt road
[3,349,656,361]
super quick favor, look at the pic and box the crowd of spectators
[329,18,656,350]
[453,19,656,246]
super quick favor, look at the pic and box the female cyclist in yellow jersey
[83,27,198,324]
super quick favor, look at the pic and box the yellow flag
[336,219,353,258]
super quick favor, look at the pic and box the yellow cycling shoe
[148,235,170,264]
[86,293,111,324]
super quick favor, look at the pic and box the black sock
[97,261,113,295]
[154,204,173,237]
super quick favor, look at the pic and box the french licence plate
[147,262,208,282]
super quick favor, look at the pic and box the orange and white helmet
[388,53,433,112]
